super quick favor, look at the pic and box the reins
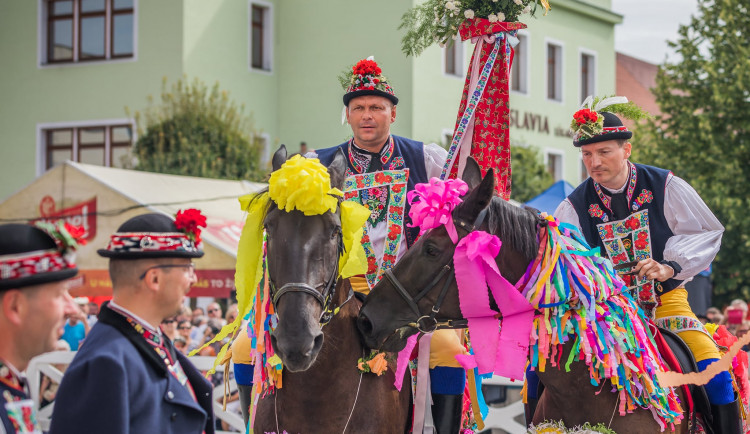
[389,208,489,333]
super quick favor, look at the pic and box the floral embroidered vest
[1,359,40,434]
[568,163,683,302]
[316,136,428,287]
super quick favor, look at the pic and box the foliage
[510,144,554,203]
[399,0,550,57]
[631,0,750,306]
[131,77,266,181]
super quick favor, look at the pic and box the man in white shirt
[548,99,737,433]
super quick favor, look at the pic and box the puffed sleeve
[423,143,448,180]
[662,174,724,280]
[553,199,582,231]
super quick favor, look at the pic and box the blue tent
[524,180,575,214]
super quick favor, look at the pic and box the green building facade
[0,0,622,201]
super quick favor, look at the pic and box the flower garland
[399,0,550,56]
[519,215,683,429]
[528,421,617,434]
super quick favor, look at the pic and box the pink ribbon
[454,231,534,380]
[407,178,468,242]
[394,334,418,392]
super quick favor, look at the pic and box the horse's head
[357,159,539,352]
[265,145,347,372]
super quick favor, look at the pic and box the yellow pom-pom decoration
[268,155,343,216]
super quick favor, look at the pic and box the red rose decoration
[175,208,207,244]
[64,222,88,246]
[353,59,382,77]
[573,108,598,126]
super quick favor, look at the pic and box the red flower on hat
[573,109,599,126]
[353,59,381,77]
[64,222,88,246]
[175,208,207,244]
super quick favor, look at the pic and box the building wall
[0,0,185,199]
[0,0,622,200]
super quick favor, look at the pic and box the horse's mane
[486,197,540,263]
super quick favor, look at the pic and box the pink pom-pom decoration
[407,178,469,242]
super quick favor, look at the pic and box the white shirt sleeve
[553,199,582,230]
[423,143,448,180]
[663,174,724,280]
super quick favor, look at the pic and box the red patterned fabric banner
[442,19,526,200]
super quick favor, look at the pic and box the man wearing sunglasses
[50,212,214,434]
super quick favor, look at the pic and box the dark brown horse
[252,145,411,433]
[357,159,689,433]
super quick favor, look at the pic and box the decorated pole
[400,0,550,199]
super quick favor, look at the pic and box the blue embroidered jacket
[568,163,683,293]
[316,135,428,247]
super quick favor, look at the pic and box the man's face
[207,303,221,319]
[20,281,78,360]
[580,140,631,187]
[88,302,99,315]
[152,259,197,319]
[346,95,396,152]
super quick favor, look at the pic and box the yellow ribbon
[339,201,370,278]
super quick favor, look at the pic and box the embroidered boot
[431,393,463,434]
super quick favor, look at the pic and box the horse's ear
[460,157,483,190]
[456,168,495,222]
[328,148,347,190]
[272,145,288,172]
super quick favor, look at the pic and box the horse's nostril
[311,333,324,356]
[358,314,374,336]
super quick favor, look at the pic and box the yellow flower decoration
[268,155,343,216]
[339,201,370,278]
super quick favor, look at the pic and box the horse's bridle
[268,223,345,327]
[384,208,489,333]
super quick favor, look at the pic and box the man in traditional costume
[0,223,80,434]
[311,57,467,433]
[546,98,737,433]
[50,212,215,434]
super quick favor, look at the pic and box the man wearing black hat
[0,223,80,434]
[541,97,736,433]
[50,211,215,434]
[311,57,466,433]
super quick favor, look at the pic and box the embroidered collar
[593,161,637,214]
[348,136,394,173]
[0,358,25,393]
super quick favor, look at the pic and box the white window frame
[544,148,565,182]
[248,0,273,74]
[579,48,597,104]
[442,39,465,78]
[441,128,455,148]
[258,132,272,165]
[37,0,138,69]
[36,118,135,176]
[579,153,589,183]
[510,29,530,96]
[544,38,564,103]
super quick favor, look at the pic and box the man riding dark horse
[535,96,739,434]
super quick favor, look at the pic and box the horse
[250,145,411,433]
[356,159,690,433]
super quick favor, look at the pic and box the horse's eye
[424,243,440,257]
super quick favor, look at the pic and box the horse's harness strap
[273,283,326,306]
[385,268,421,318]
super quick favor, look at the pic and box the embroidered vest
[1,360,40,434]
[316,135,428,287]
[568,163,683,300]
